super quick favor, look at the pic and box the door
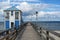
[11,22,14,28]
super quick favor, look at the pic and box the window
[15,11,19,19]
[11,11,13,16]
[5,12,9,19]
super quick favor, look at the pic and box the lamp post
[36,11,38,24]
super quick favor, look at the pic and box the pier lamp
[36,11,38,24]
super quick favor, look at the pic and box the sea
[33,21,60,31]
[0,21,60,31]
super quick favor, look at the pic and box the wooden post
[46,31,49,40]
[6,30,9,40]
[40,27,42,37]
[14,27,17,37]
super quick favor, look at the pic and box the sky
[0,0,60,21]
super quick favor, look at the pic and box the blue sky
[40,0,60,4]
[0,0,60,4]
[0,0,60,21]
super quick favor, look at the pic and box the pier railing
[32,23,60,40]
[0,23,27,40]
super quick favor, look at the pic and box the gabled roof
[4,6,20,11]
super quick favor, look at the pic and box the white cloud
[16,2,32,12]
[23,14,36,21]
[23,11,60,21]
[16,2,52,15]
[38,11,60,17]
[0,0,10,9]
[0,1,60,21]
[0,0,11,15]
[16,2,60,14]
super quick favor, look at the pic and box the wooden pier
[0,22,60,40]
[15,23,43,40]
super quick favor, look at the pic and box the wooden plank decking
[15,23,43,40]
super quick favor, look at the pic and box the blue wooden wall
[15,21,19,28]
[5,21,9,29]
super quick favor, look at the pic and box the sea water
[33,21,60,31]
[0,21,60,31]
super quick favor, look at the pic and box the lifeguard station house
[4,6,22,29]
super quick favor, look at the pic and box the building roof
[4,6,20,11]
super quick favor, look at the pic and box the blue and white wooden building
[4,6,22,29]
